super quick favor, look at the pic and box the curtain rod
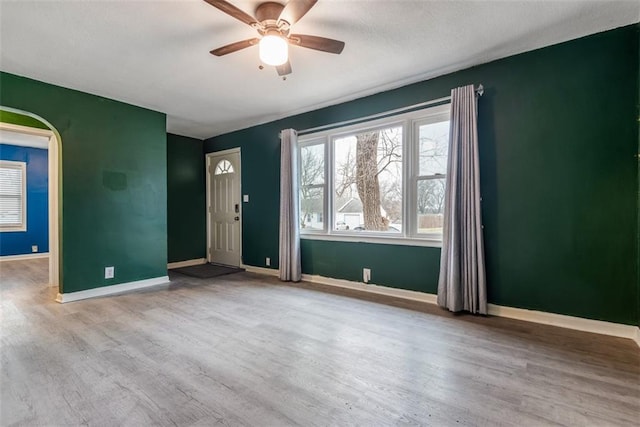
[298,84,483,136]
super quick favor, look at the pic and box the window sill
[300,232,442,248]
[0,226,27,232]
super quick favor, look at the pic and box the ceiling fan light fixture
[259,34,288,66]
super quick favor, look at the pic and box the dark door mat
[171,263,244,279]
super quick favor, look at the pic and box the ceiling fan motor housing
[255,2,291,35]
[255,2,285,23]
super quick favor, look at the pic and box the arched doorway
[0,107,61,293]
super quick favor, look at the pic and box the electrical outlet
[31,245,38,253]
[105,266,115,279]
[266,257,270,267]
[363,268,371,283]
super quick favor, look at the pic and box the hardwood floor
[1,258,639,426]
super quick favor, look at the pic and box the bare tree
[380,178,402,222]
[355,131,385,230]
[300,146,323,188]
[300,146,324,228]
[377,128,403,223]
[333,127,403,231]
[417,179,446,214]
[335,145,355,198]
[377,127,402,176]
[416,129,448,217]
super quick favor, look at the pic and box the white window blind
[0,160,26,230]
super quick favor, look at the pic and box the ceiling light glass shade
[259,35,288,66]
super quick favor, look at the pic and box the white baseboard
[485,304,638,343]
[301,273,438,305]
[242,269,639,348]
[242,264,279,276]
[56,276,170,303]
[168,258,207,269]
[0,253,49,262]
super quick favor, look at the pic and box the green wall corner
[167,133,206,263]
[637,24,640,328]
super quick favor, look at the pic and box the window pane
[418,120,449,176]
[300,144,324,186]
[214,159,234,175]
[0,164,24,227]
[417,177,445,235]
[0,196,21,225]
[333,126,402,232]
[300,187,324,230]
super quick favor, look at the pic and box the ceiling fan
[204,0,345,77]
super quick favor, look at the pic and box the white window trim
[300,233,444,248]
[0,159,27,232]
[299,103,450,247]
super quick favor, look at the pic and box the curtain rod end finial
[476,84,484,97]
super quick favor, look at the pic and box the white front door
[207,150,241,267]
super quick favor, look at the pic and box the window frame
[411,107,451,241]
[299,137,328,233]
[0,160,27,232]
[298,102,450,247]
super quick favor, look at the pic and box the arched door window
[214,159,234,175]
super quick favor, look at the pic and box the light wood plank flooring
[1,258,639,426]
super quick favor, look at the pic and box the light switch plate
[243,194,249,202]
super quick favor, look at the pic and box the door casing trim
[0,120,60,292]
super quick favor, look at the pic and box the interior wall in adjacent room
[0,143,48,256]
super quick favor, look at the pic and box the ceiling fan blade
[276,60,292,76]
[289,34,345,54]
[210,38,259,56]
[203,0,257,27]
[278,0,317,26]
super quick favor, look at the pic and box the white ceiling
[0,1,638,140]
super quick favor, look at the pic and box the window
[299,103,450,244]
[300,142,325,230]
[0,160,27,231]
[333,125,403,234]
[214,159,234,175]
[415,114,450,237]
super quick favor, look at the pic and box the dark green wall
[167,133,206,263]
[637,27,640,328]
[0,72,167,294]
[205,25,639,325]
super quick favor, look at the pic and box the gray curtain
[437,85,487,314]
[278,129,302,282]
